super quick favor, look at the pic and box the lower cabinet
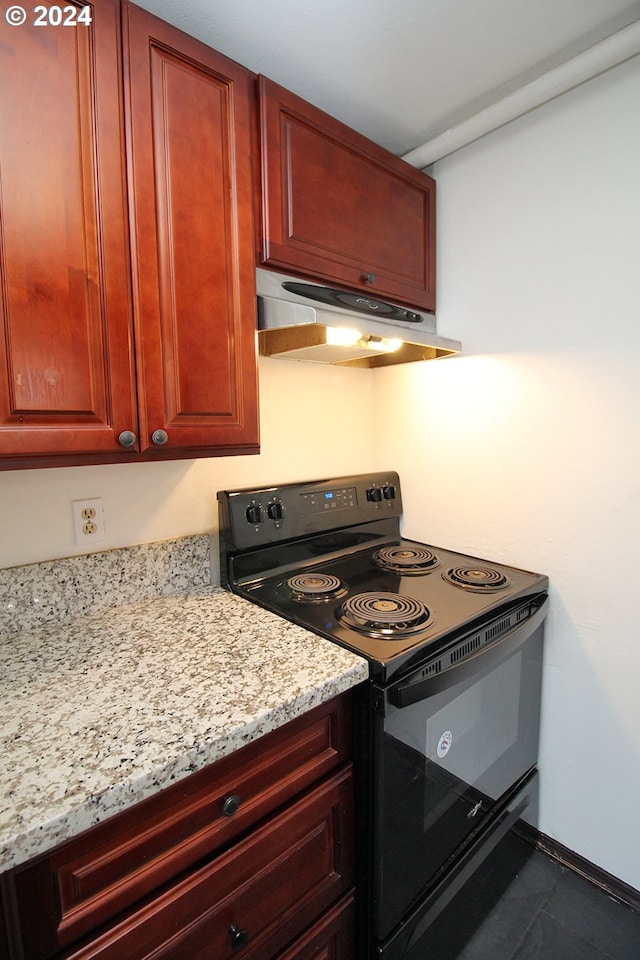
[277,894,355,960]
[1,694,355,960]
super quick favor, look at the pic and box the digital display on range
[300,486,358,513]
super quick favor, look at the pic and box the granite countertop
[0,586,368,873]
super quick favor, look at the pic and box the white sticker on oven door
[437,730,453,758]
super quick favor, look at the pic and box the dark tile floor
[413,832,640,960]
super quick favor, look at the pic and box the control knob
[383,484,396,500]
[246,503,263,524]
[366,487,383,503]
[267,500,285,521]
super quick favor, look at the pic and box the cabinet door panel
[123,3,259,454]
[276,893,355,960]
[259,77,436,312]
[0,0,137,460]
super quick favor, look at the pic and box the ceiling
[133,0,640,158]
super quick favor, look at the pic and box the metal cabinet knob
[151,429,169,446]
[222,794,241,817]
[118,430,137,448]
[364,271,376,284]
[228,923,250,949]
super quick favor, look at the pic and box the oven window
[425,653,520,788]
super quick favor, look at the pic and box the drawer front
[63,767,354,960]
[276,893,355,960]
[12,695,351,958]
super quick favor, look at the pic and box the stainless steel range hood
[256,269,461,368]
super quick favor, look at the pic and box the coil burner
[338,592,431,638]
[285,573,347,602]
[373,546,439,575]
[443,565,510,592]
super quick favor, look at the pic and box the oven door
[370,597,547,950]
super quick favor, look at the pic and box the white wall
[374,55,640,889]
[0,358,375,570]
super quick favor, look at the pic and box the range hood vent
[256,269,461,368]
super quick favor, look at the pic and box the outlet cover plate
[71,498,105,546]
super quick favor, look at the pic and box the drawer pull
[228,923,250,949]
[222,794,241,817]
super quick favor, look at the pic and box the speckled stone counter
[0,535,212,636]
[0,587,367,872]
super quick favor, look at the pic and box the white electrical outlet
[72,498,105,546]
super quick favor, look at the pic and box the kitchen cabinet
[259,76,436,312]
[0,0,136,465]
[1,694,355,960]
[121,2,259,458]
[275,896,354,960]
[0,0,259,470]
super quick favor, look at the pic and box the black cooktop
[239,537,547,679]
[218,473,548,682]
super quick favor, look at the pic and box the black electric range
[218,472,549,960]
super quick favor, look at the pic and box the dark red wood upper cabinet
[0,0,138,462]
[0,0,258,469]
[258,76,436,312]
[122,2,259,456]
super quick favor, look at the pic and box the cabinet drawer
[10,695,351,958]
[276,893,354,960]
[62,767,354,960]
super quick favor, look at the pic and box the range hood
[256,269,461,368]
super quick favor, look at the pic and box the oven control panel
[300,485,357,513]
[218,472,402,551]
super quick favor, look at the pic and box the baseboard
[515,821,640,914]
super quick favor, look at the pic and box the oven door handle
[390,596,548,709]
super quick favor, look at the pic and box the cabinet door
[123,3,259,456]
[259,77,436,312]
[0,0,137,463]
